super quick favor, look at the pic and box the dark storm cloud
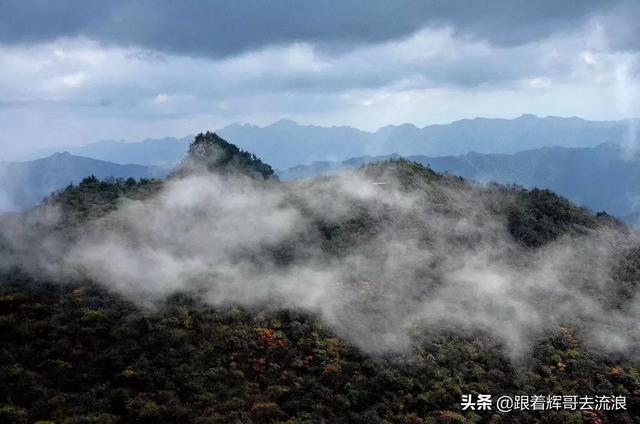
[595,1,640,52]
[0,0,624,58]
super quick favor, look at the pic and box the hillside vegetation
[0,134,638,424]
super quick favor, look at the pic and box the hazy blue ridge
[17,115,638,170]
[0,152,168,211]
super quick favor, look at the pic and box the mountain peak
[178,131,276,179]
[379,123,420,130]
[268,118,299,128]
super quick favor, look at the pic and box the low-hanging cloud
[2,167,640,359]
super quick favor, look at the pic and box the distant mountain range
[8,140,637,222]
[279,142,640,221]
[6,114,640,218]
[224,114,634,169]
[18,114,639,170]
[0,153,168,211]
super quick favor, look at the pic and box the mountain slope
[414,142,640,218]
[0,153,168,211]
[1,159,637,423]
[279,142,640,219]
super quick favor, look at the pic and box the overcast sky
[1,0,640,159]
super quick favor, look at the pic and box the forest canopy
[0,135,638,424]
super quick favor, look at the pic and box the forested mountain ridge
[1,135,639,424]
[278,142,640,221]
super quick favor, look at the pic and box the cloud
[2,167,640,358]
[1,2,639,157]
[152,94,169,104]
[590,0,640,52]
[2,23,639,156]
[0,0,624,58]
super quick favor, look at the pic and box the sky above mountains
[1,1,640,158]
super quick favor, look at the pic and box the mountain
[217,119,373,169]
[0,152,168,211]
[19,115,639,170]
[21,136,194,167]
[401,114,631,156]
[279,142,640,220]
[278,154,402,180]
[2,142,639,423]
[176,131,276,179]
[183,115,640,169]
